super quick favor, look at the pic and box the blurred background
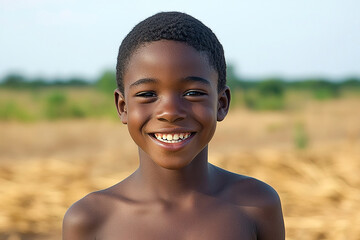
[1,0,360,239]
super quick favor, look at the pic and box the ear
[217,86,231,121]
[114,89,128,124]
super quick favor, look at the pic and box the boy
[63,12,285,240]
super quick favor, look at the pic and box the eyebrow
[130,78,157,88]
[129,76,211,88]
[181,76,211,86]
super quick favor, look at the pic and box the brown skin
[63,40,285,240]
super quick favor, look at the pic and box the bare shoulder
[62,190,111,240]
[217,169,285,240]
[227,176,281,207]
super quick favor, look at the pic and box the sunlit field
[0,93,359,239]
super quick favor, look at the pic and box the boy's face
[115,40,230,170]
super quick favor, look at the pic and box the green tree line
[1,66,359,121]
[2,67,359,92]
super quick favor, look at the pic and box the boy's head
[116,11,226,94]
[114,12,230,169]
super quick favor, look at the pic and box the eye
[184,90,207,97]
[135,91,157,98]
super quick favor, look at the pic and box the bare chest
[96,203,256,240]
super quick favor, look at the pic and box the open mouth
[151,132,194,143]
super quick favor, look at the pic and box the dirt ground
[0,98,359,240]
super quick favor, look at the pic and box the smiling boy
[63,12,285,240]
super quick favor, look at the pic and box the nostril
[155,97,187,122]
[157,114,185,123]
[156,109,186,122]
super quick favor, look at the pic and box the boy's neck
[134,147,217,202]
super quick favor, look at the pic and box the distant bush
[0,101,33,121]
[340,77,360,90]
[45,92,69,119]
[0,73,90,89]
[226,64,242,90]
[310,80,339,100]
[258,79,285,97]
[68,104,87,118]
[243,79,286,110]
[294,122,309,149]
[288,79,340,100]
[1,74,27,88]
[0,88,119,121]
[96,71,117,93]
[44,91,90,120]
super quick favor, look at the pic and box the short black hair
[116,11,226,94]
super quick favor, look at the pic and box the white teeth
[153,132,192,143]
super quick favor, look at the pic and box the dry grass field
[0,98,359,240]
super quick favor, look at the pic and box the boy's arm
[231,177,285,240]
[62,194,100,240]
[253,189,285,240]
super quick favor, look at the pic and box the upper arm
[227,177,285,240]
[62,195,100,240]
[254,188,285,240]
[243,179,285,240]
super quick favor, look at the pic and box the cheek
[194,105,216,120]
[127,101,152,121]
[191,96,218,119]
[191,101,218,132]
[126,104,152,138]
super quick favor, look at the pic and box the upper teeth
[154,133,191,143]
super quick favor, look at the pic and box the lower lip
[149,133,195,151]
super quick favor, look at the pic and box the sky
[1,0,359,81]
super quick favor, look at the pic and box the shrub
[96,71,117,93]
[45,92,68,119]
[243,79,286,110]
[0,101,33,121]
[294,122,309,149]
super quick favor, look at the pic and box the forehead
[123,40,218,89]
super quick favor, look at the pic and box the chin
[154,157,194,170]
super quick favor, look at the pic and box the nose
[155,95,186,123]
